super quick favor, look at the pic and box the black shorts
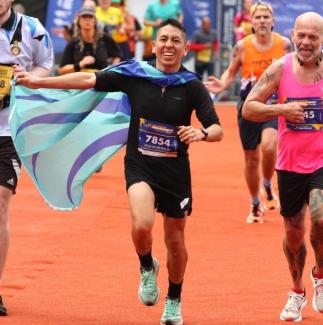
[125,156,192,218]
[0,137,21,194]
[277,167,323,217]
[237,111,278,150]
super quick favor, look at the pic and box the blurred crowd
[12,0,254,80]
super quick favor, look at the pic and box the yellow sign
[0,65,13,100]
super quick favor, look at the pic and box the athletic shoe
[138,257,160,306]
[262,186,280,210]
[0,296,7,316]
[160,297,183,325]
[310,268,323,312]
[246,204,264,224]
[280,291,307,321]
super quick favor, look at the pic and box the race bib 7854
[138,118,178,157]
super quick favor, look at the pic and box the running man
[15,19,223,325]
[205,1,291,223]
[0,0,53,315]
[242,12,323,322]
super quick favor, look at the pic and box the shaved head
[291,12,323,65]
[294,12,323,33]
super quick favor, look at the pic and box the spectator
[189,16,218,80]
[142,24,155,61]
[234,0,253,42]
[111,0,141,59]
[59,6,121,75]
[116,2,142,59]
[144,0,183,40]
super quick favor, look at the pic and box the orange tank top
[241,32,285,82]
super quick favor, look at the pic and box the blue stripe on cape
[9,60,198,210]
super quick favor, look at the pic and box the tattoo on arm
[232,44,239,59]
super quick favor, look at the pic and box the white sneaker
[280,291,307,322]
[138,257,160,306]
[246,204,264,224]
[310,268,323,312]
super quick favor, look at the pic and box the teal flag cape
[9,60,198,210]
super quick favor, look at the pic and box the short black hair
[156,18,187,40]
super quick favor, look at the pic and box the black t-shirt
[95,64,220,194]
[95,65,220,156]
[60,34,121,70]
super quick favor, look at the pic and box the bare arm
[204,42,242,93]
[58,56,96,75]
[15,71,96,89]
[242,59,305,123]
[143,18,161,27]
[13,65,51,78]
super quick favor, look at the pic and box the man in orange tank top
[243,12,323,322]
[205,1,291,223]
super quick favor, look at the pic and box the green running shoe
[160,297,183,325]
[138,257,160,306]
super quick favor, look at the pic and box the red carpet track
[1,104,319,324]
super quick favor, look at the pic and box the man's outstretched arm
[15,71,96,89]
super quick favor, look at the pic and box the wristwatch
[200,128,208,141]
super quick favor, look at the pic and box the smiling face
[152,24,188,73]
[292,13,323,64]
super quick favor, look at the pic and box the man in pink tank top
[243,12,323,322]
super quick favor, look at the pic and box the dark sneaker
[0,296,7,316]
[262,186,280,210]
[246,204,264,224]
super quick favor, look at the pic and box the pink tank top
[277,53,323,173]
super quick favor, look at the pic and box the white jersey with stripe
[0,10,54,136]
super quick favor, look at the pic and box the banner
[45,0,83,55]
[217,0,240,75]
[180,0,216,39]
[271,0,323,38]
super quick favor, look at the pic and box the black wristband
[74,62,81,71]
[200,128,208,141]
